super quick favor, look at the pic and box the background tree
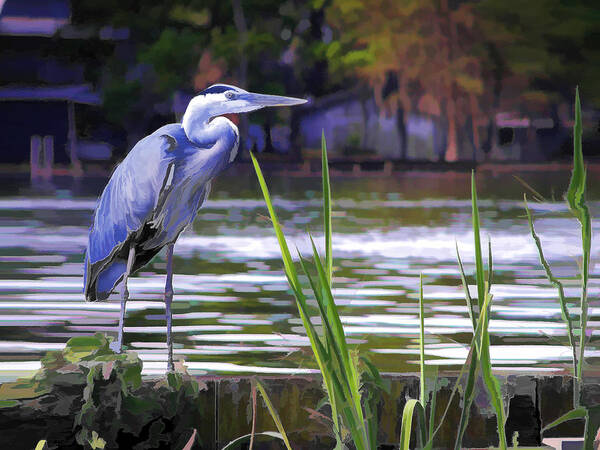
[65,0,599,160]
[326,0,489,161]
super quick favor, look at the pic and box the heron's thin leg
[113,245,136,353]
[165,244,175,372]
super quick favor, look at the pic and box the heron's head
[185,84,307,120]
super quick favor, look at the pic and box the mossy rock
[0,333,206,450]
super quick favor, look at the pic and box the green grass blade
[252,154,344,439]
[582,406,600,450]
[513,174,546,203]
[479,290,508,450]
[567,87,585,216]
[426,366,439,450]
[454,336,480,450]
[427,319,484,449]
[566,87,591,395]
[487,239,493,294]
[399,399,427,450]
[541,407,587,433]
[419,273,426,407]
[471,171,485,309]
[254,379,293,450]
[293,261,342,437]
[364,396,376,450]
[456,243,477,331]
[251,152,301,292]
[318,134,340,429]
[360,356,387,393]
[253,140,377,450]
[456,203,501,449]
[524,196,577,379]
[318,138,348,445]
[423,333,478,449]
[471,170,506,448]
[322,130,333,284]
[308,236,367,445]
[297,253,345,431]
[309,237,359,387]
[361,357,386,450]
[34,441,48,450]
[220,432,287,450]
[297,252,336,340]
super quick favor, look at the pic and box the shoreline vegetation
[0,91,597,449]
[0,333,596,449]
[6,159,600,180]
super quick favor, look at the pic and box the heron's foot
[109,340,122,354]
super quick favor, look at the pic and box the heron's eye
[225,91,235,99]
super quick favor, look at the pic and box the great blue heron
[84,84,306,370]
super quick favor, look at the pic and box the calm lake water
[0,167,598,381]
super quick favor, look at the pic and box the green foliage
[471,172,485,310]
[252,135,382,449]
[34,440,48,450]
[478,1,600,105]
[138,28,201,94]
[453,175,507,450]
[567,88,592,389]
[453,334,479,450]
[102,79,142,125]
[401,274,437,450]
[419,275,426,408]
[88,431,106,449]
[542,407,587,434]
[524,196,577,383]
[220,432,287,450]
[399,399,427,450]
[471,175,508,450]
[1,333,203,449]
[253,379,293,450]
[524,89,596,449]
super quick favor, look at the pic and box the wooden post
[67,101,82,176]
[30,135,42,180]
[42,135,54,179]
[302,159,311,174]
[383,160,393,176]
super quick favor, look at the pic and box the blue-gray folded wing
[84,130,177,301]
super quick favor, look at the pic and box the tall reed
[454,172,507,450]
[524,88,596,449]
[251,132,377,449]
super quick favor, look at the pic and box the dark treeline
[64,0,599,161]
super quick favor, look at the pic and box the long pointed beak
[240,92,307,107]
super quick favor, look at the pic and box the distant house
[487,111,570,162]
[297,89,579,163]
[298,89,445,161]
[0,0,122,167]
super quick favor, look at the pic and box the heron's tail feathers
[85,258,126,302]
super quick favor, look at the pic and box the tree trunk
[469,92,480,162]
[231,0,248,158]
[263,121,273,153]
[360,96,369,150]
[397,106,408,159]
[445,98,458,162]
[482,117,494,161]
[289,108,302,161]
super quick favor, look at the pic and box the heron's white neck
[181,96,239,164]
[181,96,220,146]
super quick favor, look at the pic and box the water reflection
[0,171,598,379]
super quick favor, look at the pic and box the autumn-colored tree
[327,0,489,161]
